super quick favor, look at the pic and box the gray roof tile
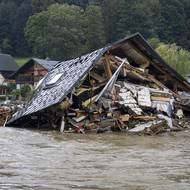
[0,54,18,71]
[8,48,107,123]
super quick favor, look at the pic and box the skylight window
[45,73,63,86]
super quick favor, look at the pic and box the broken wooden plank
[89,71,106,83]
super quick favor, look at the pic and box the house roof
[109,33,190,91]
[10,58,59,79]
[32,58,60,71]
[0,54,18,71]
[7,33,190,125]
[8,48,106,124]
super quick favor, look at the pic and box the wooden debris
[7,53,190,136]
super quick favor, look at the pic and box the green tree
[156,43,190,76]
[84,5,106,52]
[1,38,12,53]
[20,84,32,98]
[102,0,119,42]
[25,4,85,59]
[181,0,190,49]
[102,0,160,42]
[0,0,17,54]
[31,0,57,12]
[148,37,161,49]
[115,0,130,39]
[12,0,33,56]
[158,0,188,48]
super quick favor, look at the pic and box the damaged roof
[7,33,190,125]
[8,48,107,124]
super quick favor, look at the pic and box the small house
[11,58,59,88]
[0,54,18,85]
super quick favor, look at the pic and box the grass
[15,57,29,66]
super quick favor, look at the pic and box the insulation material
[138,88,151,107]
[152,101,173,117]
[129,120,163,133]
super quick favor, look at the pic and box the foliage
[0,0,190,65]
[25,4,86,59]
[7,83,16,91]
[20,85,32,98]
[11,89,21,97]
[148,38,161,49]
[158,0,188,48]
[84,4,106,52]
[25,3,105,59]
[156,43,190,76]
[11,84,32,98]
[15,57,29,66]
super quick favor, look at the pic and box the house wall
[33,63,47,83]
[0,73,5,85]
[15,63,48,87]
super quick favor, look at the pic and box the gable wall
[15,63,48,85]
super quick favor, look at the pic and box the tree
[12,0,33,56]
[0,0,17,55]
[24,10,49,58]
[123,0,160,38]
[31,0,57,12]
[102,0,119,42]
[148,37,161,49]
[181,0,190,49]
[25,4,86,60]
[156,43,190,76]
[102,0,160,42]
[115,0,130,39]
[84,5,106,52]
[1,38,12,53]
[158,0,188,48]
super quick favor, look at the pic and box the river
[0,127,190,190]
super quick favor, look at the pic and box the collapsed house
[6,33,190,134]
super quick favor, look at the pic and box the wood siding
[15,63,47,85]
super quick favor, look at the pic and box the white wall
[0,73,5,85]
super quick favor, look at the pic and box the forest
[0,0,190,75]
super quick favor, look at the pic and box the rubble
[0,106,10,127]
[6,33,190,135]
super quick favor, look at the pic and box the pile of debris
[0,102,23,127]
[7,33,190,135]
[47,57,189,134]
[0,106,10,127]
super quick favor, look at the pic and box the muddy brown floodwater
[0,128,190,190]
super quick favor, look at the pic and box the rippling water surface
[0,127,190,190]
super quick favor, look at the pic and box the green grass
[15,57,29,66]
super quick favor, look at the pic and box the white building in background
[0,73,5,84]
